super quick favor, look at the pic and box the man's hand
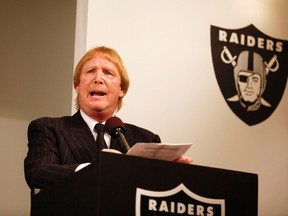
[102,148,122,154]
[102,148,193,164]
[173,155,193,164]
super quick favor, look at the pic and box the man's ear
[119,89,125,98]
[75,85,79,94]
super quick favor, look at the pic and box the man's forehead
[239,71,260,77]
[83,55,117,70]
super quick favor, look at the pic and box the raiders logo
[211,25,288,125]
[135,184,225,216]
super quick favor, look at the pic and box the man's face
[75,55,124,117]
[237,71,261,102]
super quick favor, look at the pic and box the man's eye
[87,69,95,74]
[239,75,248,82]
[104,70,113,75]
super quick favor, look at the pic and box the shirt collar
[80,109,112,147]
[79,109,103,132]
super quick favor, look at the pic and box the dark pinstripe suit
[24,110,161,189]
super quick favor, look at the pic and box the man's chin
[93,106,107,112]
[92,105,114,114]
[243,98,257,103]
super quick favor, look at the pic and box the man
[24,46,192,190]
[228,51,270,111]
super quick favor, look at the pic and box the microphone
[105,116,131,152]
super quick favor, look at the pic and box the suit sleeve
[24,118,79,189]
[125,124,161,148]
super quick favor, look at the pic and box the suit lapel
[62,111,99,163]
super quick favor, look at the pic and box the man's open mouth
[90,91,106,96]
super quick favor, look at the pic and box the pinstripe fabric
[24,110,161,189]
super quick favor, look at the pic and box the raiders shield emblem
[211,25,288,125]
[135,183,225,216]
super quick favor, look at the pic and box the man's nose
[94,71,104,84]
[247,77,253,87]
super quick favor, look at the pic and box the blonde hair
[73,46,130,111]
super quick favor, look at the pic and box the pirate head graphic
[233,51,267,111]
[211,25,288,125]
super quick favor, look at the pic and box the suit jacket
[24,110,161,189]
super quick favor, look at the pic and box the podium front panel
[31,152,258,216]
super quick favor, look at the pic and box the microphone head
[105,116,126,137]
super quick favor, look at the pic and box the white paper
[127,143,192,161]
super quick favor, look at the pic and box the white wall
[74,0,288,215]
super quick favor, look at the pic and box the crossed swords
[221,46,279,75]
[220,46,279,107]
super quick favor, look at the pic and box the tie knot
[95,123,105,133]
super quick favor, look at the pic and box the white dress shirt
[75,110,112,172]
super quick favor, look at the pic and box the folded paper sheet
[127,143,192,161]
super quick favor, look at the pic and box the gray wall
[0,0,76,214]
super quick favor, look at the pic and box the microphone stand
[115,128,130,152]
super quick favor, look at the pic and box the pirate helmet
[234,51,267,95]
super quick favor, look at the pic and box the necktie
[95,123,107,150]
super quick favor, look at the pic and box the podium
[31,152,258,216]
